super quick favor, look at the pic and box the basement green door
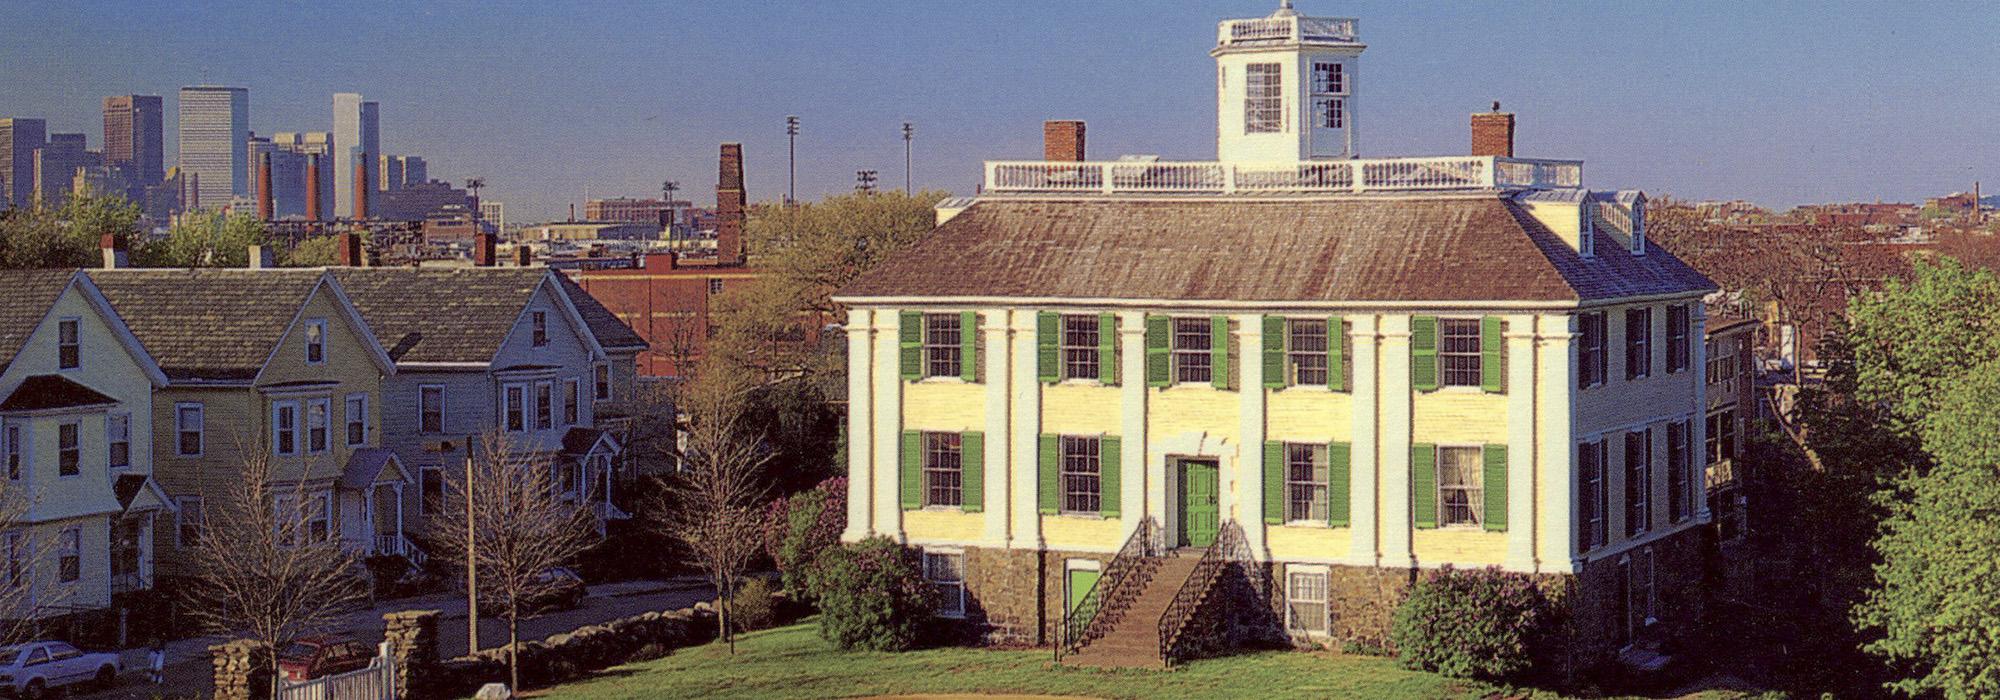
[1179,459,1220,548]
[1067,568,1101,616]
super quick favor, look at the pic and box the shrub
[732,577,778,632]
[363,555,411,599]
[1390,565,1555,681]
[806,536,938,651]
[763,477,847,598]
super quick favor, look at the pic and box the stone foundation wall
[1039,550,1113,645]
[958,546,1044,645]
[1568,525,1711,671]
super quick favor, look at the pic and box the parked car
[0,641,119,698]
[485,567,587,616]
[276,636,373,682]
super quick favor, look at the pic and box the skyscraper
[0,118,47,210]
[33,133,89,207]
[178,86,249,210]
[103,95,163,186]
[332,93,379,218]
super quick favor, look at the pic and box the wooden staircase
[1062,550,1205,669]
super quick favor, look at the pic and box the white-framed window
[175,496,204,547]
[504,384,526,432]
[1287,318,1329,386]
[176,403,204,456]
[420,466,445,515]
[1311,61,1344,94]
[923,432,963,508]
[419,385,445,433]
[535,381,554,430]
[1667,419,1693,523]
[305,397,330,454]
[57,421,80,477]
[1315,98,1344,129]
[563,379,580,426]
[272,400,299,456]
[1285,443,1329,523]
[531,311,549,347]
[1285,564,1330,636]
[1626,428,1653,537]
[922,313,962,379]
[1578,312,1607,389]
[1060,314,1100,381]
[2,424,20,480]
[1244,62,1283,134]
[344,393,367,446]
[58,528,79,583]
[922,550,966,618]
[3,532,22,588]
[593,364,611,401]
[277,492,332,545]
[1438,318,1483,388]
[57,318,80,370]
[1707,408,1737,465]
[107,413,130,469]
[1578,439,1606,551]
[1171,317,1212,385]
[1436,445,1483,528]
[303,319,327,365]
[1060,436,1102,515]
[1625,308,1652,380]
[1706,337,1738,398]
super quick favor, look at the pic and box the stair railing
[1056,517,1161,661]
[1156,519,1252,667]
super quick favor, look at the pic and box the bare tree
[643,373,769,654]
[426,433,594,693]
[183,451,369,698]
[0,484,77,647]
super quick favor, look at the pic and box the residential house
[834,4,1719,672]
[0,270,173,621]
[1703,315,1758,599]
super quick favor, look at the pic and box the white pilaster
[1504,314,1538,572]
[842,308,874,542]
[1346,315,1380,564]
[1234,314,1267,557]
[982,309,1012,547]
[1008,310,1043,548]
[1536,314,1578,571]
[871,311,904,541]
[392,483,405,543]
[1378,315,1413,567]
[1119,312,1149,545]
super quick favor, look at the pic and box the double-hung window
[1667,420,1692,523]
[1625,308,1652,380]
[58,528,79,583]
[1666,305,1690,373]
[1286,566,1329,636]
[593,364,611,401]
[1436,446,1484,528]
[1312,62,1344,94]
[107,413,130,469]
[345,394,367,446]
[421,467,445,515]
[1060,315,1099,381]
[176,496,204,547]
[176,403,204,456]
[1287,319,1329,386]
[3,424,20,480]
[923,432,963,508]
[306,398,330,453]
[307,493,331,542]
[1439,319,1483,388]
[304,319,326,365]
[531,311,549,347]
[1060,436,1101,515]
[535,381,554,430]
[1707,338,1737,397]
[1285,443,1329,523]
[1707,409,1736,465]
[273,401,299,456]
[1579,312,1607,388]
[923,313,962,379]
[57,318,80,369]
[564,379,581,425]
[420,385,445,433]
[57,422,79,476]
[1244,63,1283,133]
[923,551,966,618]
[504,385,526,432]
[1626,429,1652,537]
[1171,318,1212,385]
[1316,99,1344,129]
[1578,439,1606,550]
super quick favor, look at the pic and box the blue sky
[5,0,1997,221]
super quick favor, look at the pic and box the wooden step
[1061,554,1211,669]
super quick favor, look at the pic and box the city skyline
[2,0,1997,222]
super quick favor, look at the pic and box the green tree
[143,211,273,268]
[1847,256,2000,432]
[283,234,344,267]
[0,192,142,269]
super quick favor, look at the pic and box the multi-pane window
[307,493,330,542]
[1285,443,1329,522]
[1625,308,1652,380]
[273,401,299,456]
[1244,63,1283,134]
[1060,436,1101,515]
[1171,318,1212,384]
[1286,567,1329,635]
[176,496,204,547]
[3,425,19,480]
[420,385,445,433]
[306,398,330,453]
[1436,446,1484,528]
[1707,409,1736,464]
[58,528,79,583]
[531,311,549,347]
[107,413,130,469]
[1311,62,1344,94]
[923,432,963,508]
[1439,319,1483,387]
[57,318,79,369]
[1316,99,1344,129]
[535,381,554,430]
[345,394,366,446]
[57,422,79,477]
[923,314,962,379]
[1579,440,1605,550]
[1579,312,1607,388]
[304,319,326,364]
[1060,315,1100,381]
[1287,319,1328,386]
[176,403,203,456]
[1667,420,1692,523]
[593,364,612,401]
[1626,429,1652,537]
[923,551,965,618]
[564,379,580,425]
[504,385,526,432]
[707,279,724,296]
[1666,305,1690,373]
[1706,338,1737,397]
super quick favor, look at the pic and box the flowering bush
[807,536,939,651]
[1390,565,1555,681]
[763,477,847,597]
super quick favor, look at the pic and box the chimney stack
[473,232,497,267]
[352,153,370,220]
[250,245,275,269]
[513,244,533,267]
[100,234,127,269]
[305,154,323,221]
[716,143,746,266]
[1044,120,1086,161]
[336,232,363,267]
[1470,102,1515,158]
[256,152,274,221]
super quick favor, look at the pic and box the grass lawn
[540,618,1541,700]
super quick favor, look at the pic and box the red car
[276,637,372,682]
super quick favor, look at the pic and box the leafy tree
[1846,257,2000,433]
[142,210,273,267]
[0,192,142,269]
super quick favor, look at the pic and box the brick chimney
[305,154,323,221]
[1044,120,1086,161]
[336,232,363,267]
[715,143,746,266]
[99,234,127,269]
[352,153,370,220]
[249,245,275,269]
[473,232,497,267]
[256,152,274,221]
[1471,102,1515,158]
[513,245,532,267]
[641,251,677,270]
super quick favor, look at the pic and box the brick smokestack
[256,152,274,221]
[1471,102,1515,158]
[473,232,497,267]
[336,232,362,267]
[1044,120,1086,161]
[716,142,746,266]
[100,234,127,269]
[352,153,370,220]
[305,154,323,221]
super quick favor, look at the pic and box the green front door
[1179,459,1220,548]
[1067,568,1101,616]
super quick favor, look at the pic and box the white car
[0,641,119,698]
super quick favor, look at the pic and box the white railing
[1219,15,1358,45]
[984,156,1582,196]
[372,533,428,567]
[279,642,395,700]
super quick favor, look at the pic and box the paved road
[71,578,716,699]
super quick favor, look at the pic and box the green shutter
[1264,441,1285,524]
[1038,434,1059,514]
[1483,444,1507,532]
[898,311,923,380]
[1210,316,1231,390]
[1328,317,1345,391]
[960,311,978,382]
[1037,311,1060,383]
[1412,443,1437,529]
[1328,442,1351,527]
[1097,313,1118,385]
[1262,316,1287,388]
[961,431,984,513]
[1145,315,1171,387]
[1480,316,1504,393]
[1099,436,1121,518]
[900,431,923,510]
[1410,316,1438,392]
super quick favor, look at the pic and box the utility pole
[855,170,877,193]
[662,180,680,232]
[785,115,800,205]
[902,122,914,192]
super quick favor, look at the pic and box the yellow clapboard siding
[1042,384,1121,436]
[1411,391,1508,444]
[904,509,985,542]
[1414,529,1507,566]
[903,381,986,432]
[1266,525,1352,561]
[1266,389,1352,442]
[1041,515,1121,551]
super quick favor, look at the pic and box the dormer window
[1630,199,1647,255]
[1579,207,1596,258]
[1244,63,1284,134]
[531,311,549,347]
[1312,62,1344,94]
[57,318,79,369]
[304,319,326,365]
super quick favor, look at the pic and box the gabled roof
[561,426,619,458]
[86,269,326,381]
[0,375,118,412]
[553,273,648,351]
[339,447,412,489]
[834,196,1715,307]
[328,267,551,364]
[0,270,79,373]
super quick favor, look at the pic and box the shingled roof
[553,273,648,351]
[0,270,77,373]
[328,268,550,364]
[834,196,1714,306]
[86,269,325,381]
